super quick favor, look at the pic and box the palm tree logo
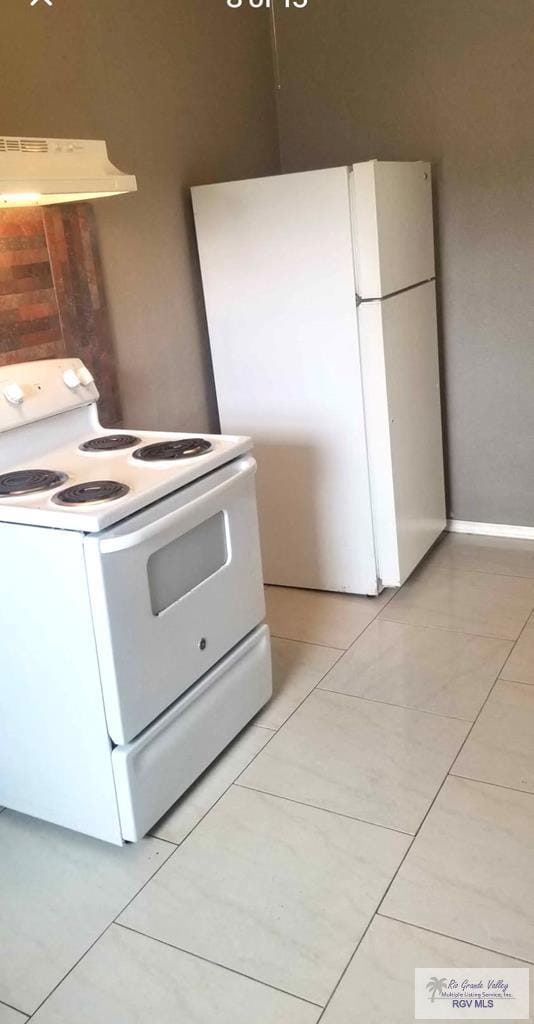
[426,977,448,1002]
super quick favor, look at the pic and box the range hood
[0,137,137,207]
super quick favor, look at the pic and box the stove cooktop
[0,360,252,533]
[0,429,252,533]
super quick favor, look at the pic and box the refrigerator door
[358,281,446,586]
[351,161,435,299]
[192,167,379,595]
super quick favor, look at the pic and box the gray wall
[1,0,279,431]
[274,0,534,526]
[4,1,534,525]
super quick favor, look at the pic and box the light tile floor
[2,534,534,1021]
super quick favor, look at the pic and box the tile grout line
[144,573,534,1020]
[152,642,347,846]
[115,921,325,1010]
[314,623,521,1022]
[315,685,476,723]
[494,575,534,681]
[26,839,180,1020]
[309,587,520,721]
[373,625,521,892]
[149,833,180,847]
[267,582,397,652]
[261,561,534,1022]
[448,772,534,798]
[367,617,519,644]
[314,830,418,1021]
[378,613,521,643]
[372,600,534,936]
[0,997,28,1018]
[499,673,534,688]
[24,921,115,1018]
[138,638,370,1012]
[493,606,534,685]
[234,782,415,837]
[269,632,350,651]
[380,558,534,641]
[150,734,273,847]
[269,633,346,653]
[376,913,534,967]
[230,644,347,780]
[298,586,516,726]
[23,557,534,1019]
[10,601,342,1014]
[295,591,529,654]
[428,558,534,583]
[392,562,534,585]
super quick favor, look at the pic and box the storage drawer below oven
[112,625,272,842]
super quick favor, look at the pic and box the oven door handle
[98,455,256,554]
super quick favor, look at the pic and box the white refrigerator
[192,161,446,595]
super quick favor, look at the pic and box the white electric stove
[0,358,272,844]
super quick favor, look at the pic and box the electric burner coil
[132,438,213,462]
[52,480,130,506]
[79,435,142,453]
[0,470,68,497]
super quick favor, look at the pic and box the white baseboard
[447,519,534,541]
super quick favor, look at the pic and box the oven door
[83,455,265,744]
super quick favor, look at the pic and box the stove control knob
[4,382,24,405]
[63,368,81,390]
[77,366,94,387]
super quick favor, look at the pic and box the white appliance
[0,136,137,207]
[192,160,446,595]
[0,358,271,844]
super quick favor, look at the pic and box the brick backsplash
[0,204,121,425]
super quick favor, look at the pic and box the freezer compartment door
[351,161,435,299]
[112,625,272,842]
[358,281,446,586]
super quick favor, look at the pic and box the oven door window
[147,512,228,616]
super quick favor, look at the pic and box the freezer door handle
[97,455,257,553]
